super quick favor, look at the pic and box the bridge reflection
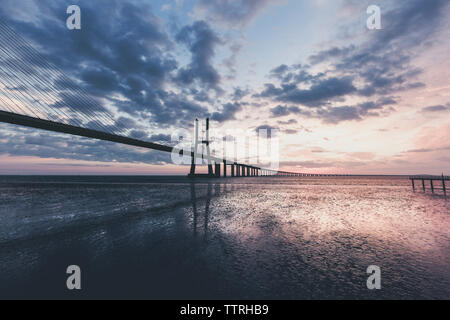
[189,182,237,241]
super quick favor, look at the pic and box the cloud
[421,105,450,113]
[268,64,326,85]
[277,119,297,125]
[255,124,278,138]
[308,46,355,65]
[211,102,244,122]
[194,0,277,27]
[270,105,301,117]
[259,77,357,107]
[175,20,222,92]
[0,125,172,164]
[222,43,242,79]
[256,0,450,123]
[405,146,450,153]
[230,87,249,101]
[267,97,396,124]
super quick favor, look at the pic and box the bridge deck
[0,110,268,175]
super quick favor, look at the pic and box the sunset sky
[0,0,449,175]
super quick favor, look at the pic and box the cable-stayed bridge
[0,19,328,178]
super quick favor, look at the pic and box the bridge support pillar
[231,164,235,177]
[215,163,221,177]
[223,161,227,177]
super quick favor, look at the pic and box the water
[0,175,448,299]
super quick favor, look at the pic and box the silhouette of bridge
[0,19,335,178]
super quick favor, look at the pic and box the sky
[0,0,449,175]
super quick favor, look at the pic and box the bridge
[0,19,327,178]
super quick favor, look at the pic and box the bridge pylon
[188,118,214,177]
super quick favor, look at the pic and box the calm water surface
[0,175,448,299]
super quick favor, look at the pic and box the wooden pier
[409,174,448,196]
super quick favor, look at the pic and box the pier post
[443,174,447,197]
[411,178,415,191]
[422,179,425,191]
[231,164,235,177]
[430,179,434,193]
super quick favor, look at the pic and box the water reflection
[190,182,233,241]
[190,182,212,241]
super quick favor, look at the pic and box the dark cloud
[268,98,396,124]
[211,102,244,122]
[421,105,450,113]
[308,46,355,65]
[255,124,278,138]
[231,87,249,101]
[175,20,222,92]
[260,77,356,107]
[316,106,362,124]
[315,97,397,124]
[269,64,325,84]
[270,105,300,117]
[269,64,289,79]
